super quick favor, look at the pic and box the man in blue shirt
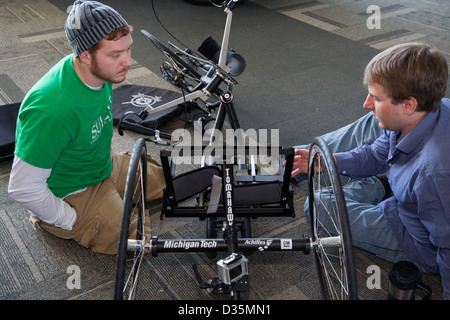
[292,43,449,299]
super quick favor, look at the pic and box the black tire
[308,137,358,300]
[114,138,148,300]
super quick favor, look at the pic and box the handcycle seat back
[171,165,221,203]
[160,147,295,218]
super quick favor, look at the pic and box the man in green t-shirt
[8,1,165,254]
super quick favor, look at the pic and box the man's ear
[403,96,418,115]
[77,51,92,65]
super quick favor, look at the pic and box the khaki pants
[36,152,165,254]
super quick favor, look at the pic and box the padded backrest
[160,147,295,208]
[232,181,284,205]
[171,166,221,203]
[0,102,20,163]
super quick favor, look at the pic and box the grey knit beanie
[65,0,128,56]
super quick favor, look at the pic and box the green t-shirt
[15,54,113,198]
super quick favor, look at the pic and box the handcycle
[114,0,357,300]
[114,138,358,300]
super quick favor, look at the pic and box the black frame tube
[150,236,311,256]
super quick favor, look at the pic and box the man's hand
[290,149,309,178]
[287,149,337,178]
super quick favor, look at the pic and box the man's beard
[89,56,128,84]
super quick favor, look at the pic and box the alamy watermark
[68,4,382,30]
[66,265,81,290]
[66,5,81,30]
[366,264,382,289]
[66,264,385,291]
[367,5,381,30]
[170,123,281,175]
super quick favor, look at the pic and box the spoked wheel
[114,138,149,300]
[308,137,358,300]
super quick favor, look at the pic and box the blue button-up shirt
[335,98,450,299]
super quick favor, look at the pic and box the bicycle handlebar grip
[118,119,172,140]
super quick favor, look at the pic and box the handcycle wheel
[308,137,358,300]
[114,138,149,300]
[141,29,202,81]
